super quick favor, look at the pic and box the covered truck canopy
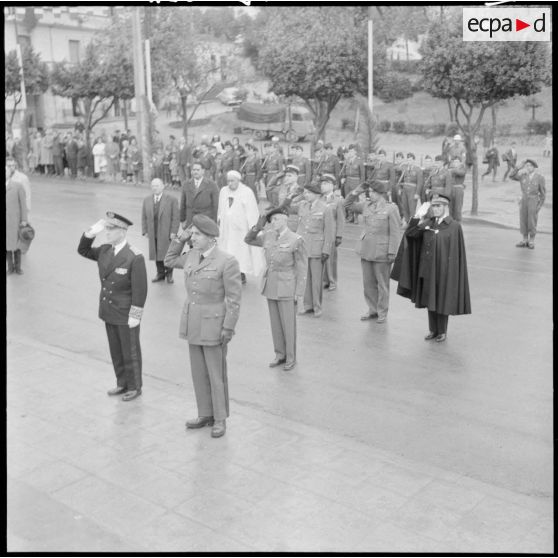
[237,103,286,124]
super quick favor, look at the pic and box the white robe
[217,183,265,276]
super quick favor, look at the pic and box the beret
[304,182,322,195]
[524,158,538,168]
[265,206,289,222]
[192,214,220,237]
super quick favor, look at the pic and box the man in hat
[320,174,344,291]
[244,206,307,371]
[217,170,264,284]
[289,144,311,189]
[164,214,242,438]
[345,181,401,323]
[391,194,471,341]
[510,159,546,249]
[283,182,335,317]
[78,212,148,401]
[447,134,466,164]
[448,155,467,222]
[280,165,304,232]
[264,141,285,206]
[142,178,180,284]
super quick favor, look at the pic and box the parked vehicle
[217,87,244,106]
[236,102,315,142]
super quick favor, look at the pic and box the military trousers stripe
[105,323,142,391]
[188,343,229,421]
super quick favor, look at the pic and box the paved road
[7,177,553,552]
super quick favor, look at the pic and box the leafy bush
[390,59,422,73]
[431,123,447,136]
[379,120,391,132]
[444,122,459,136]
[341,118,355,130]
[496,124,512,136]
[392,120,407,134]
[376,73,414,103]
[525,120,552,135]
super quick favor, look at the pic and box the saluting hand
[86,219,105,237]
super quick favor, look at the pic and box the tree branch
[90,97,116,130]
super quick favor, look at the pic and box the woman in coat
[6,158,29,275]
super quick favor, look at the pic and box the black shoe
[122,389,142,401]
[152,274,165,282]
[435,333,447,342]
[424,332,437,340]
[241,272,246,285]
[269,357,287,368]
[283,361,296,371]
[360,313,378,321]
[186,416,214,429]
[211,420,226,438]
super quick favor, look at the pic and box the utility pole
[368,7,374,115]
[131,7,151,183]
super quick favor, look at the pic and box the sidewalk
[7,335,552,553]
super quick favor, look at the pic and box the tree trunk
[490,105,496,142]
[180,94,188,143]
[470,141,479,216]
[123,100,129,132]
[447,99,454,122]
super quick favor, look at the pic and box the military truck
[236,102,315,142]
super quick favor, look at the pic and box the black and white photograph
[5,3,553,553]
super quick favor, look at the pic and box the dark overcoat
[179,177,219,226]
[6,179,28,251]
[141,192,180,261]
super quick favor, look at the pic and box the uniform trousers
[266,173,280,206]
[244,174,258,199]
[428,311,449,335]
[267,299,296,363]
[323,246,338,287]
[361,259,391,318]
[105,323,142,391]
[188,343,229,421]
[450,185,464,222]
[303,257,325,312]
[400,185,418,221]
[519,196,540,238]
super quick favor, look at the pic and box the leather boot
[14,250,23,274]
[6,251,15,274]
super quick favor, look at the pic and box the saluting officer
[345,182,401,323]
[399,152,424,223]
[283,182,335,318]
[240,143,262,200]
[164,214,242,438]
[320,174,345,291]
[244,207,308,371]
[448,155,467,221]
[510,158,546,249]
[78,212,148,401]
[289,144,311,188]
[341,143,365,223]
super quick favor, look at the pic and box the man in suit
[244,207,308,371]
[77,212,148,401]
[180,161,219,228]
[142,178,180,284]
[284,182,335,318]
[345,181,401,323]
[502,141,518,181]
[320,174,344,291]
[164,214,242,438]
[510,158,546,249]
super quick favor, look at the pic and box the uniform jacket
[449,162,467,186]
[291,155,312,188]
[142,191,180,261]
[346,197,401,261]
[244,226,308,300]
[323,193,345,239]
[502,148,518,165]
[510,169,546,203]
[180,177,219,226]
[371,161,395,191]
[426,167,452,197]
[341,155,365,182]
[241,154,262,182]
[321,154,341,182]
[397,162,424,192]
[6,179,28,251]
[264,152,285,187]
[391,216,471,316]
[287,197,335,258]
[77,235,148,325]
[164,242,241,345]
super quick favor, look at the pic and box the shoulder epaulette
[128,244,143,256]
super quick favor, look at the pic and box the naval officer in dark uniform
[78,212,148,401]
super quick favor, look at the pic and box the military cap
[453,134,462,141]
[320,173,336,185]
[348,143,357,150]
[524,158,538,168]
[285,165,300,174]
[192,214,220,237]
[407,152,416,159]
[369,181,387,193]
[265,206,289,222]
[105,211,133,229]
[304,182,322,195]
[430,194,450,205]
[395,151,405,159]
[290,143,302,150]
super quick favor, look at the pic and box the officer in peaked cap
[78,211,148,401]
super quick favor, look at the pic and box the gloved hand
[220,328,234,344]
[321,253,329,263]
[87,219,105,237]
[335,236,342,247]
[128,317,140,328]
[415,201,431,220]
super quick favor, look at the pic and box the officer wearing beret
[510,158,546,249]
[283,182,335,317]
[345,182,401,323]
[244,207,308,370]
[164,214,242,438]
[320,174,345,291]
[78,212,148,401]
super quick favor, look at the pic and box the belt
[452,185,465,188]
[401,183,417,188]
[245,172,256,175]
